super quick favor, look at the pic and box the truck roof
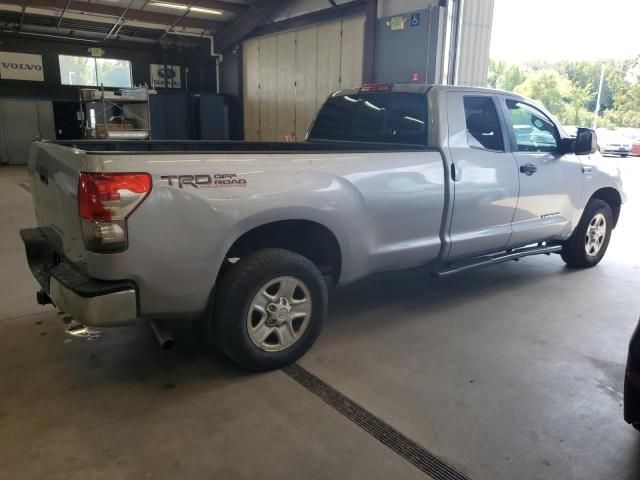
[331,83,526,100]
[329,83,552,125]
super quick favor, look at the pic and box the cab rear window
[308,92,428,145]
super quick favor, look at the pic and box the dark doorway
[53,101,83,140]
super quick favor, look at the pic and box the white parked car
[597,129,632,157]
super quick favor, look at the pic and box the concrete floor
[1,160,639,480]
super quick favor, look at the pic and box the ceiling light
[190,6,223,15]
[149,2,188,10]
[149,2,224,15]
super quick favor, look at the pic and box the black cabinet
[192,93,228,140]
[149,92,191,140]
[150,91,229,140]
[53,101,83,140]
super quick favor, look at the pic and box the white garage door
[243,15,365,141]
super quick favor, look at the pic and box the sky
[490,0,640,63]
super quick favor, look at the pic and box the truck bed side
[28,141,446,320]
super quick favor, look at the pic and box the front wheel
[561,199,613,268]
[213,248,328,371]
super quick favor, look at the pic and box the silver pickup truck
[21,84,625,370]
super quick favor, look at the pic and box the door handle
[451,162,461,181]
[520,163,538,176]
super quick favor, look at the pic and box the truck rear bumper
[20,228,138,327]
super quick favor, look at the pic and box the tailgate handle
[38,167,48,185]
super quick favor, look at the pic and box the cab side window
[463,96,505,152]
[506,100,558,153]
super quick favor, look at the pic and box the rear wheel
[213,248,327,371]
[561,199,613,268]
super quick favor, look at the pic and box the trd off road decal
[161,173,247,188]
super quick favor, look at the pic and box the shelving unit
[79,85,151,140]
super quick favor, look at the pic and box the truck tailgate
[28,142,87,266]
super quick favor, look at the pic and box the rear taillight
[78,172,152,252]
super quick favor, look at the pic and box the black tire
[561,199,613,268]
[621,154,628,158]
[213,248,327,371]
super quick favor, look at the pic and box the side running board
[433,243,563,278]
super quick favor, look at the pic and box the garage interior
[1,1,639,479]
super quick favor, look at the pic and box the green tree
[487,60,524,92]
[565,82,595,126]
[557,61,607,112]
[602,82,640,127]
[514,70,572,120]
[488,57,640,128]
[486,59,503,88]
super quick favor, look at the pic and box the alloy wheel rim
[246,276,312,352]
[584,212,606,257]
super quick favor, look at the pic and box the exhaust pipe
[150,320,174,350]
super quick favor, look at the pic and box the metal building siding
[340,16,366,89]
[258,35,278,141]
[242,38,261,141]
[294,26,319,141]
[242,16,364,141]
[276,31,297,140]
[456,0,495,86]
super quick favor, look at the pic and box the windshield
[308,92,428,145]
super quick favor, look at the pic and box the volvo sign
[0,52,44,81]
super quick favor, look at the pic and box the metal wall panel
[1,100,41,165]
[243,38,261,140]
[294,26,318,140]
[315,21,342,108]
[258,35,278,141]
[243,15,365,141]
[339,16,365,89]
[0,103,7,164]
[276,31,297,140]
[374,7,440,84]
[455,0,495,86]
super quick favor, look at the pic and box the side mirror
[558,137,575,154]
[575,128,597,155]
